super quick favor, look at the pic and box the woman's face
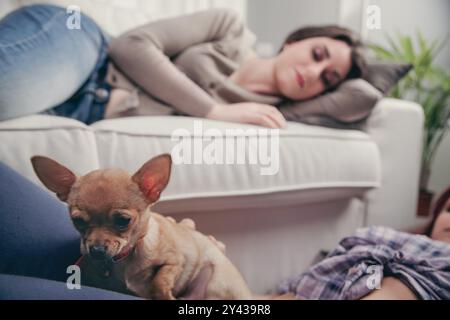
[274,36,352,100]
[431,198,450,243]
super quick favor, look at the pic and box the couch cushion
[92,116,381,212]
[0,162,79,283]
[0,115,99,187]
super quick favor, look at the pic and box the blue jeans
[0,4,111,124]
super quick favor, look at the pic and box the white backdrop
[0,0,248,35]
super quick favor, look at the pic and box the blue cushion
[0,274,139,300]
[0,162,80,282]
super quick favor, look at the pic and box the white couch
[0,98,424,294]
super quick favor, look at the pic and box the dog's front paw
[165,216,177,224]
[180,218,196,230]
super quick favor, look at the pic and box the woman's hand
[206,103,287,129]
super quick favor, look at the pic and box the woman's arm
[278,78,382,123]
[263,277,419,300]
[108,8,250,118]
[267,277,418,300]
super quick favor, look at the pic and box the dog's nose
[89,245,107,260]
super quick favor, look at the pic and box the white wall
[366,0,450,71]
[246,0,340,55]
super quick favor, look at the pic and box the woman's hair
[424,184,450,236]
[281,25,368,80]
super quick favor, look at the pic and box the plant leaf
[368,44,397,60]
[399,35,415,63]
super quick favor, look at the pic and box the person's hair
[424,184,450,237]
[280,25,368,81]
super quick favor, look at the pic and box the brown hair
[424,184,450,236]
[281,25,367,81]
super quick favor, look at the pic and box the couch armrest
[362,98,424,229]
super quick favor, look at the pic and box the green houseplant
[370,32,450,215]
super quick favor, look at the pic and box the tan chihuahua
[31,154,252,300]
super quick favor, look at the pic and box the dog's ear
[31,156,76,201]
[132,154,172,203]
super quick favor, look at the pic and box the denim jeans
[0,4,111,124]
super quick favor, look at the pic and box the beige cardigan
[106,8,379,124]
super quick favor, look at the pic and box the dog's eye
[72,217,87,229]
[114,215,131,230]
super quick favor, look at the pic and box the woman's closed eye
[321,70,340,89]
[312,45,329,62]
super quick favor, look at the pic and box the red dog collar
[74,246,133,267]
[112,245,133,262]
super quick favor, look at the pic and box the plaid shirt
[278,226,450,300]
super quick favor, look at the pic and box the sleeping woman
[0,4,371,127]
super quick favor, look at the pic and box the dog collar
[73,246,134,278]
[74,245,134,268]
[112,245,133,263]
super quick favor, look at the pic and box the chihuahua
[31,154,252,300]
